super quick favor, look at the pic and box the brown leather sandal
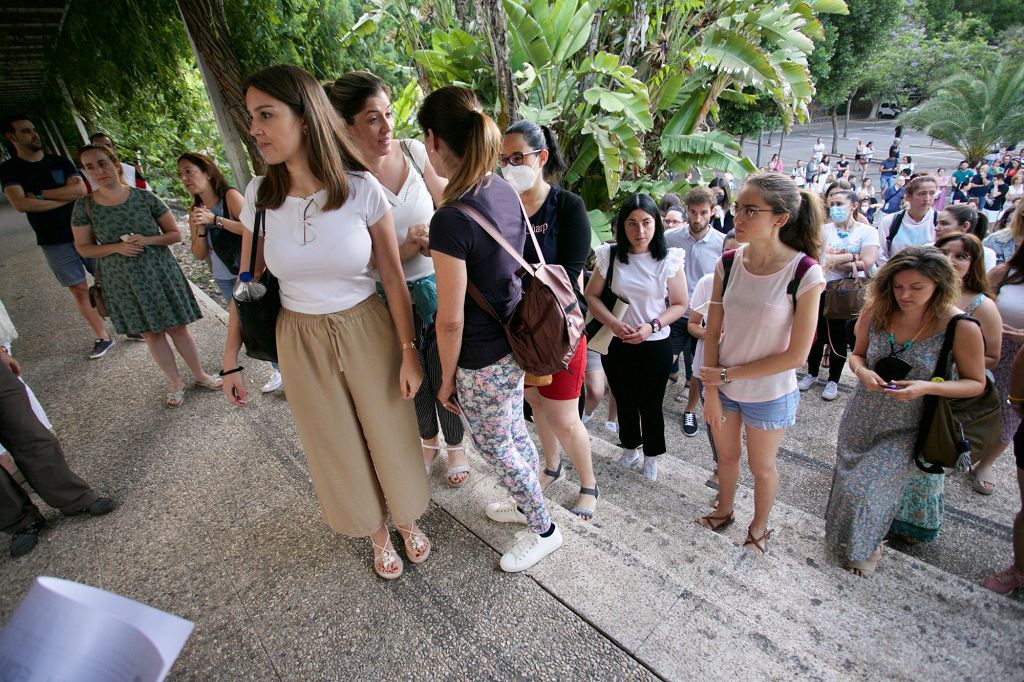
[696,510,735,532]
[743,527,773,555]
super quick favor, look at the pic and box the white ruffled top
[596,244,685,341]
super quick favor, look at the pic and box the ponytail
[418,87,502,205]
[742,172,823,261]
[944,202,990,240]
[504,119,567,180]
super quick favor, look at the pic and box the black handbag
[584,245,624,339]
[233,209,280,362]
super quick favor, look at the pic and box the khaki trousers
[276,296,429,537]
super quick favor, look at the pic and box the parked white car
[877,102,902,119]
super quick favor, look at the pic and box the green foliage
[899,58,1024,164]
[810,0,900,107]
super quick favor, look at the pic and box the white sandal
[446,444,470,488]
[397,524,431,564]
[371,536,404,580]
[422,442,442,476]
[194,374,223,390]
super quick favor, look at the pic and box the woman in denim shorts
[698,172,826,555]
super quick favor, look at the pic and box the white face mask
[502,163,537,193]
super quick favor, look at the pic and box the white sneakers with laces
[798,374,818,391]
[485,499,528,525]
[499,526,563,572]
[261,370,283,393]
[822,380,839,401]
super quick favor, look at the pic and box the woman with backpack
[501,120,598,520]
[826,247,985,575]
[877,174,939,264]
[585,194,688,482]
[421,86,563,572]
[329,70,469,489]
[696,172,826,555]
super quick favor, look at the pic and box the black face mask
[873,355,913,383]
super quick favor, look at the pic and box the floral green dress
[825,325,946,563]
[72,189,200,335]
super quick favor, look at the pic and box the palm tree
[900,58,1024,165]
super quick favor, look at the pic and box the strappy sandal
[971,466,996,495]
[194,375,223,390]
[570,485,599,521]
[846,544,884,577]
[742,526,773,555]
[540,460,563,492]
[446,445,470,488]
[166,388,185,408]
[695,510,735,532]
[397,524,431,564]
[422,442,442,476]
[372,536,404,580]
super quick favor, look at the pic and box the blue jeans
[879,174,895,194]
[719,388,800,431]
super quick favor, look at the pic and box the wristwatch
[215,216,223,228]
[720,367,732,384]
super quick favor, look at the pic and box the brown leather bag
[450,200,584,377]
[822,260,868,320]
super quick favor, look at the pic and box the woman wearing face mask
[500,120,598,520]
[799,191,879,401]
[708,178,733,234]
[328,70,470,489]
[585,194,688,482]
[888,233,1002,545]
[933,204,996,272]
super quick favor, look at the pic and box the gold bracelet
[400,340,416,350]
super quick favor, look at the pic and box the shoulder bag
[913,314,1001,474]
[822,259,868,320]
[233,209,281,362]
[583,245,630,355]
[82,196,109,318]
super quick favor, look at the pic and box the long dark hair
[177,152,232,209]
[614,193,667,263]
[328,70,390,124]
[417,86,502,206]
[242,64,367,211]
[504,119,567,180]
[708,177,730,208]
[935,233,993,299]
[741,171,824,260]
[942,203,990,240]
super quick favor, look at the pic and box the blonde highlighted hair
[863,245,961,330]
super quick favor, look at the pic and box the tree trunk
[778,129,786,158]
[843,90,856,138]
[578,10,604,96]
[755,129,763,167]
[868,97,881,120]
[476,0,517,129]
[620,1,648,67]
[767,129,774,145]
[454,0,474,25]
[177,0,263,177]
[830,105,839,154]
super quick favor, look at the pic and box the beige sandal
[166,388,185,408]
[372,536,404,580]
[194,375,223,390]
[397,524,431,564]
[446,445,470,488]
[846,545,884,577]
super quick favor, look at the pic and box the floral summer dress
[825,325,946,563]
[72,189,200,335]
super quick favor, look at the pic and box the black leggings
[601,337,673,456]
[806,292,848,384]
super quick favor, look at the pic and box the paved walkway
[1,203,1022,680]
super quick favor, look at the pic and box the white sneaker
[605,420,618,433]
[261,370,283,393]
[822,381,839,401]
[798,374,818,391]
[582,412,593,425]
[618,447,642,469]
[643,456,658,481]
[485,500,528,524]
[499,526,563,572]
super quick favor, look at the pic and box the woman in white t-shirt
[800,190,879,400]
[877,174,939,263]
[585,193,688,482]
[221,65,430,581]
[933,203,997,272]
[329,70,471,489]
[698,172,826,555]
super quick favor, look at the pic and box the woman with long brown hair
[220,64,430,580]
[826,246,985,575]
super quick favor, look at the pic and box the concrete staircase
[432,430,1024,680]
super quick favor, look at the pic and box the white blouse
[596,244,684,341]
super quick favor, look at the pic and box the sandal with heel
[696,510,735,532]
[397,524,431,564]
[446,444,470,488]
[743,526,773,555]
[371,536,404,580]
[570,485,599,521]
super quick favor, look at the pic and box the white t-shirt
[690,273,714,372]
[984,246,997,273]
[240,173,390,314]
[997,275,1024,329]
[596,244,685,342]
[718,246,825,402]
[378,139,434,283]
[820,221,880,282]
[813,143,825,161]
[877,209,936,263]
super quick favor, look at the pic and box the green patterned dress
[72,189,201,335]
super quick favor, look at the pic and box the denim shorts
[719,388,800,430]
[41,242,93,287]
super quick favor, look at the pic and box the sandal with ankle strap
[570,485,599,521]
[446,444,470,488]
[372,536,404,580]
[540,460,563,492]
[743,526,773,555]
[695,510,735,532]
[397,524,432,564]
[422,442,442,476]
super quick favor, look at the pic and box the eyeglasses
[737,206,777,219]
[301,196,318,246]
[498,150,541,167]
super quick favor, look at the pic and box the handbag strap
[247,209,266,276]
[83,196,101,285]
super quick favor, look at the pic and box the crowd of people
[0,66,1021,596]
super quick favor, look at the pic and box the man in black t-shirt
[0,115,113,359]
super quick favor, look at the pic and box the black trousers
[601,337,673,456]
[806,292,849,384]
[668,317,696,380]
[413,322,464,444]
[0,363,96,534]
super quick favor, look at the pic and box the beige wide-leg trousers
[276,295,429,537]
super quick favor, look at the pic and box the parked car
[877,102,902,119]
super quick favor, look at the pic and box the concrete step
[431,432,1024,680]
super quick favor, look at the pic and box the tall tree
[476,0,518,128]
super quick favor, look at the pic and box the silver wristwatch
[720,368,731,384]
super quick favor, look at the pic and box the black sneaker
[89,338,115,359]
[125,332,144,341]
[65,497,116,517]
[10,522,42,558]
[682,411,699,437]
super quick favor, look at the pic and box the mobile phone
[884,385,899,391]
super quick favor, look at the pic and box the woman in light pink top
[697,172,826,554]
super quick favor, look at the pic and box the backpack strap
[720,249,737,297]
[886,210,906,253]
[786,255,818,309]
